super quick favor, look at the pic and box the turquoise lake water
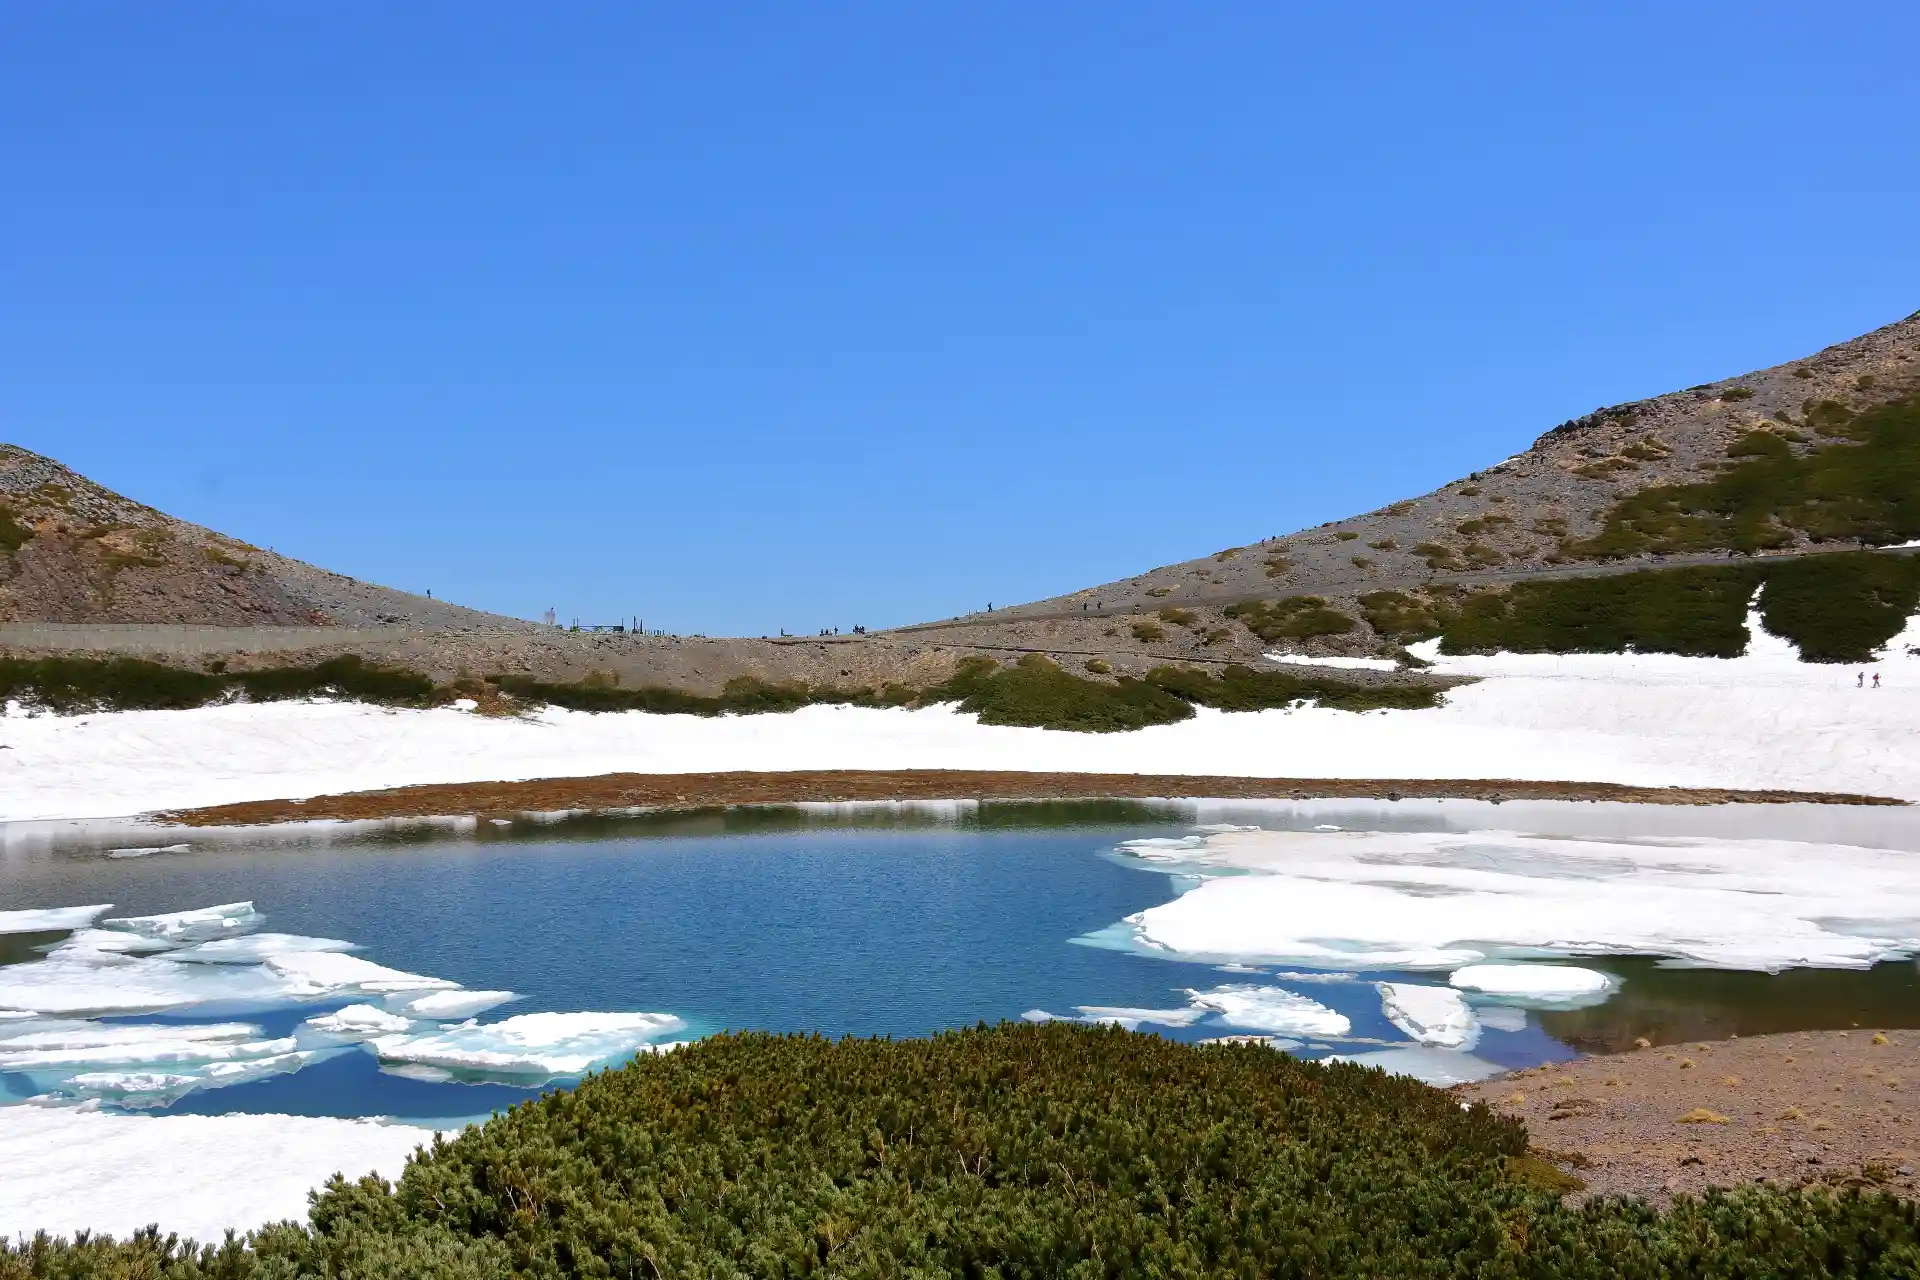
[4,799,1919,1125]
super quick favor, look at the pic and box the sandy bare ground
[157,769,1903,826]
[1456,1030,1920,1202]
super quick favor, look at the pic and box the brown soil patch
[1454,1030,1920,1202]
[159,770,1900,827]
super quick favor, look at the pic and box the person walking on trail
[1857,672,1865,688]
[1873,673,1882,688]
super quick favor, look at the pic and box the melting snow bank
[1,598,1917,823]
[1110,827,1920,972]
[1261,652,1400,671]
[0,1105,435,1242]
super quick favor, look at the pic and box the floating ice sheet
[1020,1005,1206,1031]
[0,906,109,935]
[1474,1005,1529,1033]
[169,934,358,964]
[307,1004,414,1039]
[370,1011,686,1081]
[0,1020,269,1068]
[1449,963,1615,1007]
[106,844,191,859]
[265,951,456,996]
[386,989,517,1019]
[1118,828,1920,972]
[102,902,264,943]
[0,951,294,1015]
[1184,984,1351,1036]
[1326,1045,1506,1087]
[1376,984,1479,1050]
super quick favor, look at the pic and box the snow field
[0,606,1916,821]
[0,1105,436,1243]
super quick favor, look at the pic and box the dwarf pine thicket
[0,652,1440,732]
[4,1025,1917,1278]
[1571,395,1920,558]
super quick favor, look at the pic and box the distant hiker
[1873,673,1882,688]
[1858,672,1865,688]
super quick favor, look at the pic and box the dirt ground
[159,769,1901,826]
[1455,1030,1920,1202]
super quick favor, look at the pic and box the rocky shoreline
[1455,1030,1920,1203]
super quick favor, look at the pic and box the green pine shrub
[1572,395,1920,556]
[1224,596,1356,641]
[7,1026,1917,1279]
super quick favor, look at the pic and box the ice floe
[306,1004,416,1039]
[1376,984,1479,1050]
[386,989,518,1019]
[0,905,109,935]
[105,843,191,859]
[368,1011,686,1081]
[169,933,358,964]
[1114,827,1920,971]
[1021,1004,1207,1031]
[102,901,264,943]
[1326,1045,1506,1087]
[1474,1004,1529,1033]
[0,899,683,1110]
[1449,963,1615,1006]
[264,950,455,997]
[1184,984,1352,1036]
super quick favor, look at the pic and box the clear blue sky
[3,4,1916,635]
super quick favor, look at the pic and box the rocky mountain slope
[0,448,537,630]
[2,308,1914,687]
[906,307,1920,659]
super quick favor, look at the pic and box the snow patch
[0,1105,435,1242]
[1262,652,1400,671]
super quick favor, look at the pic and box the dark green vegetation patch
[0,653,1435,732]
[1573,395,1920,557]
[1442,567,1761,659]
[938,655,1439,733]
[8,1026,1918,1279]
[1432,552,1920,663]
[0,655,437,715]
[1224,595,1356,641]
[0,503,32,556]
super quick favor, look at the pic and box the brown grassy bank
[160,769,1903,826]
